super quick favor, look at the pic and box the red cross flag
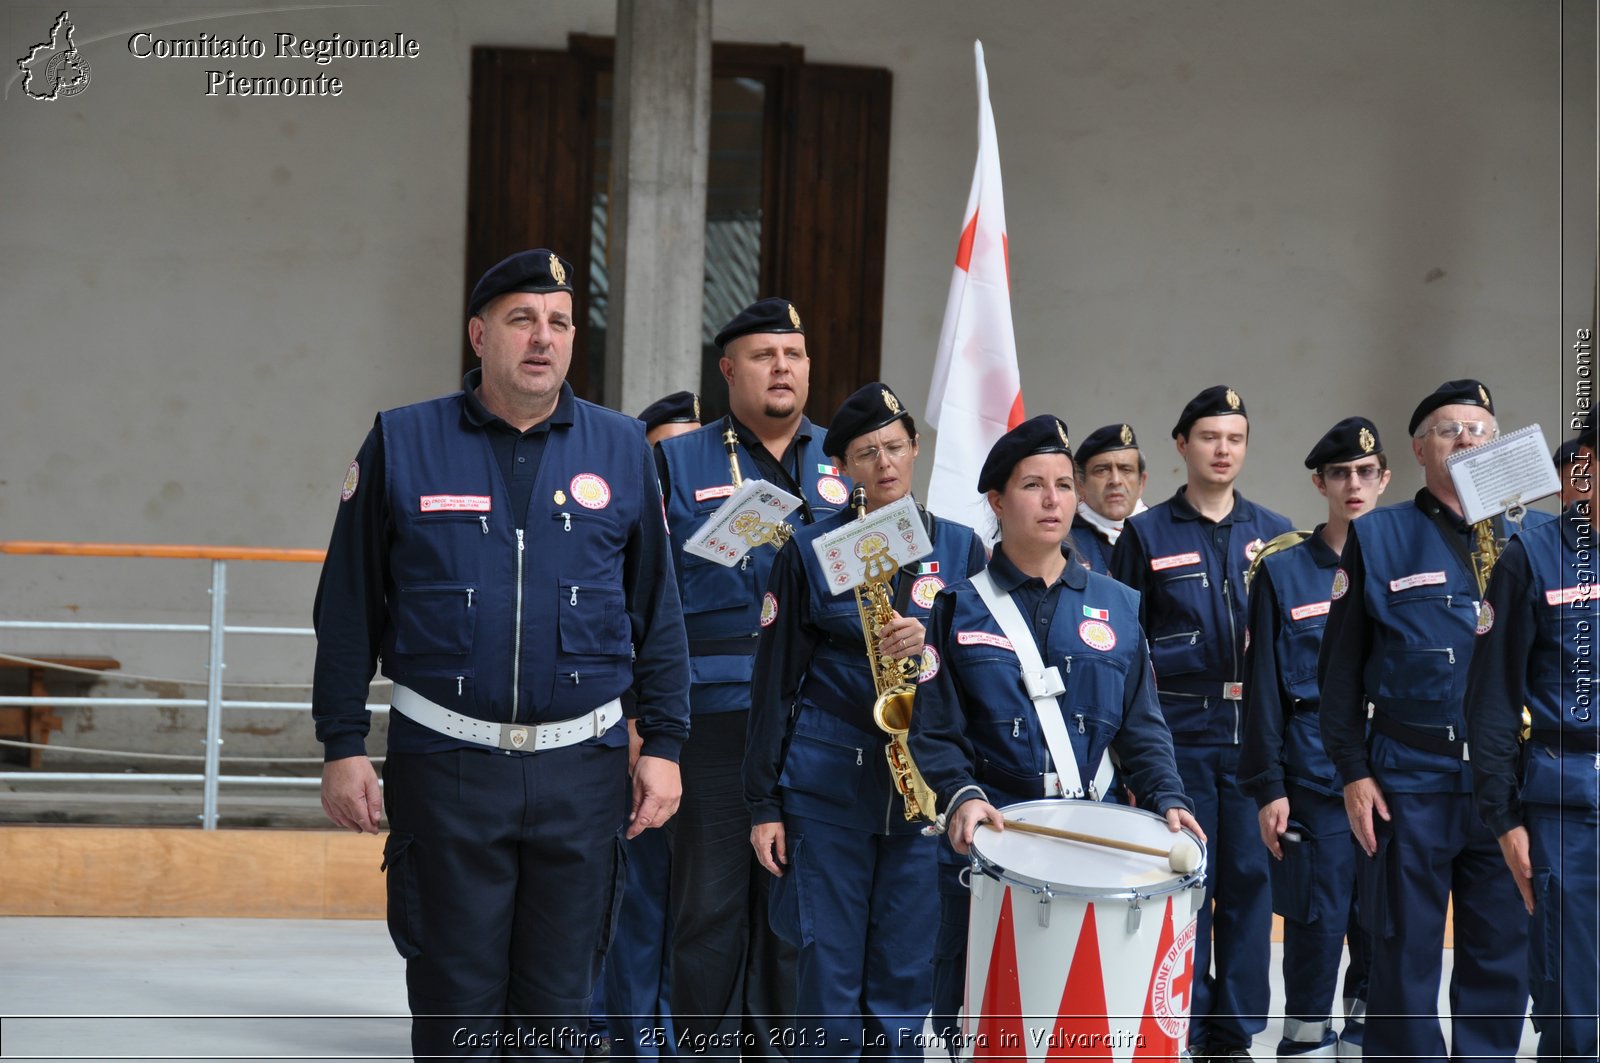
[925,40,1025,536]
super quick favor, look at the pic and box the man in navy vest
[313,249,690,1060]
[1239,417,1390,1058]
[596,390,704,1063]
[656,299,848,1058]
[1111,385,1293,1061]
[1319,379,1534,1063]
[1464,415,1597,1063]
[1072,422,1149,575]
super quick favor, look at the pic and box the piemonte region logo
[18,11,91,101]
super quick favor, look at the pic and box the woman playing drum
[907,414,1204,1048]
[744,381,988,1060]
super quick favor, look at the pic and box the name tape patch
[1546,585,1596,606]
[695,485,738,503]
[957,631,1014,651]
[1290,601,1331,621]
[421,494,491,512]
[1388,571,1447,593]
[1151,552,1202,571]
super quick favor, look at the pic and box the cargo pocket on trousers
[1269,823,1314,924]
[380,832,422,960]
[1528,867,1557,1015]
[1354,828,1394,940]
[597,835,629,955]
[766,833,812,948]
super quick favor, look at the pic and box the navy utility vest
[378,392,649,733]
[1516,509,1600,814]
[1259,537,1341,794]
[779,507,983,834]
[660,418,847,714]
[936,567,1145,807]
[1351,502,1484,792]
[1128,492,1293,741]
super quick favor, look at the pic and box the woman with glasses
[1236,416,1389,1058]
[744,381,987,1061]
[905,415,1202,1053]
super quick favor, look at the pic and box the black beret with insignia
[468,248,575,318]
[714,297,805,350]
[1172,385,1248,439]
[637,391,701,431]
[1076,423,1141,466]
[824,382,915,460]
[978,415,1073,493]
[1305,416,1383,469]
[1408,378,1494,436]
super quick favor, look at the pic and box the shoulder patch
[1475,601,1495,636]
[917,646,940,683]
[1330,568,1350,600]
[340,460,359,502]
[760,592,778,628]
[911,575,944,610]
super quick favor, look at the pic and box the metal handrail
[0,539,331,829]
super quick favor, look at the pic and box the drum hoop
[969,800,1206,898]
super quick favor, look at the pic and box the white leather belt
[391,683,622,752]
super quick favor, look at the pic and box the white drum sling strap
[969,568,1114,801]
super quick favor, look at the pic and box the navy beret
[468,248,575,317]
[978,415,1073,493]
[1305,416,1383,469]
[824,382,914,459]
[1554,437,1587,469]
[1076,423,1141,466]
[637,391,701,431]
[714,297,804,350]
[1172,385,1248,439]
[1408,378,1494,436]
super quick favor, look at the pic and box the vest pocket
[1374,645,1457,717]
[557,578,631,657]
[392,583,476,656]
[1149,629,1204,678]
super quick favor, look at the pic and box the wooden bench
[0,656,120,769]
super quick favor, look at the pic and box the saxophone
[849,486,939,824]
[723,425,793,549]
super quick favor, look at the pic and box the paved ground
[0,917,1539,1062]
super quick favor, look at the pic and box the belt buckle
[1043,771,1063,798]
[1223,682,1243,701]
[502,725,531,751]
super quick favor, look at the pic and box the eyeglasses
[1421,420,1494,442]
[1322,466,1384,483]
[847,439,914,465]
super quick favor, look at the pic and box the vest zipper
[479,515,489,534]
[561,512,572,532]
[1224,575,1240,743]
[571,586,580,606]
[466,588,474,607]
[1073,713,1086,734]
[1012,718,1021,738]
[512,528,525,722]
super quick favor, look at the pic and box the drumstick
[1001,817,1202,874]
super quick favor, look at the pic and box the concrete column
[605,0,712,416]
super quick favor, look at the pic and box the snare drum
[960,799,1206,1062]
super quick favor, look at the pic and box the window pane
[584,71,766,417]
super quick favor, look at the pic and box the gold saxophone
[723,425,793,549]
[1470,508,1533,741]
[849,486,939,824]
